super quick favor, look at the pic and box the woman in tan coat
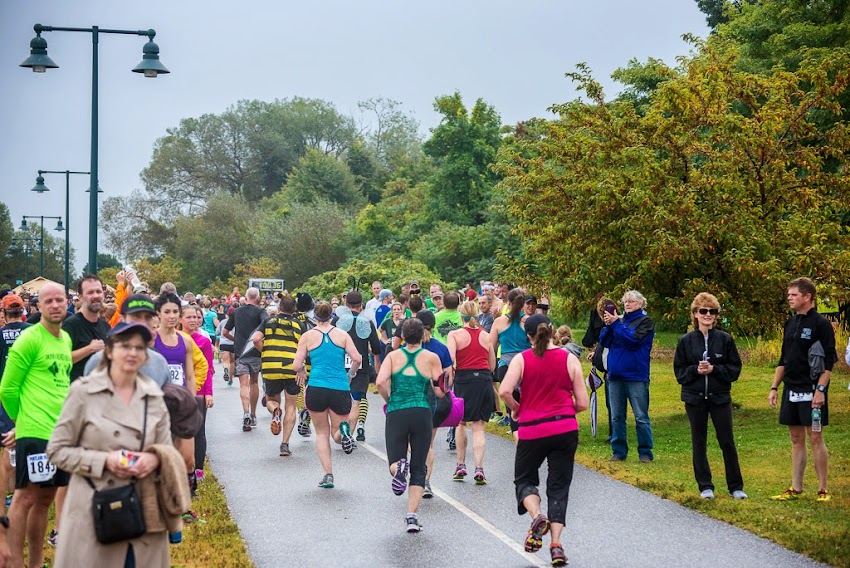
[47,321,173,567]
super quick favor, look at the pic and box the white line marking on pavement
[360,442,548,568]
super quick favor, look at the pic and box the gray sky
[1,0,708,271]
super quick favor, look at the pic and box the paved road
[205,364,826,568]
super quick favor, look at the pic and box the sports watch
[816,384,826,393]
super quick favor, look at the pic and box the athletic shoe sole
[270,408,282,435]
[340,423,355,454]
[474,471,487,485]
[524,514,550,553]
[405,518,422,533]
[297,410,311,437]
[356,424,366,442]
[242,418,252,432]
[392,458,409,495]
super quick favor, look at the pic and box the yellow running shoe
[771,487,803,501]
[817,490,831,502]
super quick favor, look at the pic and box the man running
[0,283,72,568]
[223,288,268,432]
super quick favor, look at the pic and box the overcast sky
[1,0,708,271]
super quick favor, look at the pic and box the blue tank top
[307,331,349,391]
[498,318,531,366]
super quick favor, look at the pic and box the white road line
[360,441,549,568]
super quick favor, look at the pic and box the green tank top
[387,348,431,413]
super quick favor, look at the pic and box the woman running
[446,301,496,484]
[217,307,235,385]
[376,318,445,533]
[490,288,531,430]
[180,306,215,489]
[292,301,362,488]
[500,314,589,566]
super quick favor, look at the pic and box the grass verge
[487,360,850,568]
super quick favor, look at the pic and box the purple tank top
[154,332,188,387]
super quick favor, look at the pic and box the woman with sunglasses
[673,293,746,500]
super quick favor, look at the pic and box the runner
[292,301,362,488]
[251,295,306,457]
[490,288,531,429]
[0,283,72,568]
[222,288,268,432]
[217,307,235,385]
[376,318,445,533]
[446,301,496,485]
[499,314,589,566]
[181,306,215,492]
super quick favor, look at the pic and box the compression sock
[358,396,369,425]
[297,385,306,411]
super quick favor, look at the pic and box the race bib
[27,453,57,483]
[168,364,185,385]
[344,354,353,370]
[789,390,814,403]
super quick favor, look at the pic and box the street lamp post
[20,23,169,274]
[32,170,89,292]
[8,237,38,284]
[19,216,63,278]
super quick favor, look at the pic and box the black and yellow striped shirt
[260,314,307,380]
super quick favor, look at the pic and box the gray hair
[621,290,647,309]
[246,287,260,301]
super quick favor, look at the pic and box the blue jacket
[599,309,655,382]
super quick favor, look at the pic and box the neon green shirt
[0,324,72,440]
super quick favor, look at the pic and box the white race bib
[168,364,185,385]
[789,390,814,403]
[27,453,57,483]
[344,354,353,370]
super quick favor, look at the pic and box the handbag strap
[85,396,149,490]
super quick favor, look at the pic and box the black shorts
[15,437,70,489]
[305,386,352,416]
[496,365,509,383]
[264,378,300,397]
[454,369,495,423]
[350,370,370,397]
[220,344,234,353]
[779,386,829,427]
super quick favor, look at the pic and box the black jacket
[674,329,742,405]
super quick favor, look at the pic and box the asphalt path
[205,362,826,568]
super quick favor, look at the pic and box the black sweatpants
[385,407,432,487]
[685,401,743,493]
[194,396,208,471]
[514,430,578,525]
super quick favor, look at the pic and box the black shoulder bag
[86,397,148,544]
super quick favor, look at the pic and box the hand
[602,311,617,325]
[126,452,160,479]
[295,370,306,387]
[89,339,105,354]
[510,407,520,421]
[697,361,713,375]
[205,395,214,408]
[116,270,126,284]
[105,451,135,479]
[586,350,595,362]
[0,538,11,568]
[768,389,778,409]
[2,429,15,449]
[812,390,825,409]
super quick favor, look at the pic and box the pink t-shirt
[192,332,214,397]
[517,348,578,440]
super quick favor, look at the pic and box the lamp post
[20,23,169,275]
[19,216,63,278]
[32,170,89,292]
[8,237,38,284]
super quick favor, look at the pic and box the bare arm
[482,330,496,371]
[251,329,264,353]
[376,352,393,402]
[446,331,458,367]
[343,334,362,376]
[499,354,524,414]
[568,354,589,412]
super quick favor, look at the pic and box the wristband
[770,387,778,391]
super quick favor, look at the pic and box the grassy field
[490,355,850,568]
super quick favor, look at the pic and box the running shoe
[223,368,229,382]
[250,414,258,428]
[47,530,58,547]
[182,510,205,524]
[405,514,422,533]
[550,544,568,566]
[297,409,311,437]
[771,487,803,501]
[242,413,252,432]
[270,407,282,435]
[731,490,748,500]
[422,483,433,499]
[524,514,550,553]
[700,489,715,499]
[340,422,355,454]
[447,427,456,451]
[498,415,511,427]
[195,468,205,482]
[453,463,467,481]
[4,494,11,509]
[319,473,334,488]
[392,458,409,496]
[279,443,291,457]
[474,468,487,485]
[355,421,366,442]
[817,490,831,502]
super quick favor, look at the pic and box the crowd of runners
[0,272,841,567]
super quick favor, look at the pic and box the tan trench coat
[47,368,172,568]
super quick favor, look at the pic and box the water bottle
[811,408,822,432]
[8,449,15,467]
[124,264,142,291]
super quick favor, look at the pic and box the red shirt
[455,328,489,370]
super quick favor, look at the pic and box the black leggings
[514,430,578,525]
[385,407,432,487]
[194,396,208,471]
[685,401,743,493]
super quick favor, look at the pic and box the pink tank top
[517,348,578,440]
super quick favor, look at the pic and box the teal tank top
[387,348,431,413]
[498,318,531,367]
[307,331,349,391]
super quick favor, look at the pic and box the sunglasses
[697,308,719,315]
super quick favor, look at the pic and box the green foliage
[134,255,183,293]
[301,254,445,299]
[358,97,433,185]
[611,57,679,113]
[282,148,363,208]
[494,40,850,335]
[422,92,502,225]
[204,258,283,297]
[410,222,504,287]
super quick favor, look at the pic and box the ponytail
[532,323,552,357]
[460,301,479,328]
[507,288,524,321]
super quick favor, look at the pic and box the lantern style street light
[19,216,64,278]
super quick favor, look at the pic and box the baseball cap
[108,321,153,343]
[431,291,444,299]
[379,289,393,301]
[29,297,39,306]
[525,294,538,304]
[415,309,436,329]
[524,313,552,336]
[1,294,25,311]
[121,294,156,315]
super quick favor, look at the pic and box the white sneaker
[700,489,715,499]
[731,490,748,500]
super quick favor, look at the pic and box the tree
[135,255,183,293]
[695,0,757,29]
[83,253,121,276]
[282,149,362,207]
[494,40,850,334]
[358,98,432,185]
[0,203,16,287]
[422,92,503,226]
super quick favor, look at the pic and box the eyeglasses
[697,308,719,316]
